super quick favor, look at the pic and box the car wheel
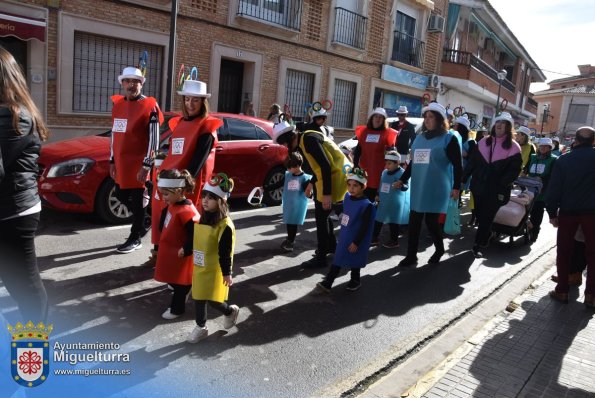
[95,178,133,224]
[262,167,285,206]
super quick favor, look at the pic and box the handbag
[444,198,461,235]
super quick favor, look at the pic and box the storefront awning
[0,12,46,42]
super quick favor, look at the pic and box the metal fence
[284,69,314,122]
[391,30,425,68]
[332,7,366,49]
[332,79,356,128]
[237,0,302,31]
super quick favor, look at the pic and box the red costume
[355,126,398,188]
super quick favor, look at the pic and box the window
[225,118,269,141]
[284,69,314,123]
[333,1,366,49]
[567,104,588,124]
[332,79,356,128]
[73,32,163,113]
[392,11,424,68]
[237,0,302,30]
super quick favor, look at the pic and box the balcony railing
[527,97,538,107]
[391,30,425,69]
[332,7,367,50]
[443,49,516,92]
[237,0,302,31]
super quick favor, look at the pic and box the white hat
[551,136,560,142]
[396,106,408,114]
[369,107,387,119]
[492,112,514,126]
[157,178,185,188]
[422,102,447,120]
[311,108,328,118]
[118,67,146,84]
[454,115,470,130]
[273,120,295,143]
[346,171,367,186]
[384,152,401,162]
[203,181,231,200]
[538,138,554,149]
[177,80,211,98]
[516,125,531,137]
[446,108,454,116]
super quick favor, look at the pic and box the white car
[338,117,425,153]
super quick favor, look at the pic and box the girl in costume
[147,152,167,266]
[527,138,557,242]
[154,169,200,320]
[372,151,409,248]
[316,168,376,292]
[516,126,535,173]
[187,174,240,343]
[279,152,312,252]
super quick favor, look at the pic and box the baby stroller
[491,176,543,245]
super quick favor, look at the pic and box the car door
[215,117,276,197]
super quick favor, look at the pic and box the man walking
[110,66,163,253]
[545,126,595,308]
[389,106,416,162]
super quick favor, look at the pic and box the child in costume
[147,152,167,267]
[372,151,409,248]
[316,168,376,292]
[154,169,200,320]
[280,152,312,252]
[187,173,240,343]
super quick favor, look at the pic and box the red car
[38,113,287,223]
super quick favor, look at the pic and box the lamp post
[495,69,507,116]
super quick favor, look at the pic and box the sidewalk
[366,269,595,398]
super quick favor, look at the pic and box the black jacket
[0,107,41,219]
[545,145,595,217]
[390,120,416,155]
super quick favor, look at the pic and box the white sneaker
[186,326,208,343]
[223,305,240,329]
[161,308,181,320]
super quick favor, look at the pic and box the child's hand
[374,195,379,203]
[305,183,313,198]
[348,243,358,253]
[177,248,184,258]
[391,182,400,189]
[223,275,233,287]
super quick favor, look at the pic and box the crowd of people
[1,54,593,345]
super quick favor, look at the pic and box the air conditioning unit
[427,15,445,33]
[427,74,441,88]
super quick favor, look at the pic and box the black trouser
[314,200,336,256]
[364,187,377,202]
[115,186,148,240]
[194,300,232,327]
[324,264,360,287]
[0,213,48,322]
[529,200,546,236]
[473,193,504,247]
[373,221,399,240]
[406,210,443,256]
[170,283,191,315]
[286,224,298,242]
[571,240,587,275]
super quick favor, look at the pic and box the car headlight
[46,158,96,178]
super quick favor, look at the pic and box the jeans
[0,213,48,322]
[194,300,232,327]
[115,186,149,240]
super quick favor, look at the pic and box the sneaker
[301,256,327,269]
[472,245,484,258]
[116,238,142,254]
[162,308,182,320]
[398,255,418,267]
[315,281,331,293]
[370,237,380,247]
[383,240,399,249]
[223,305,240,329]
[186,325,208,343]
[345,280,361,291]
[280,239,294,252]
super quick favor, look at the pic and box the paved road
[0,199,557,397]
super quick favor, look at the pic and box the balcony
[332,7,367,50]
[391,30,425,69]
[442,49,515,92]
[237,0,302,31]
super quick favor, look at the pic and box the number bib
[193,250,205,266]
[287,179,300,191]
[171,138,185,155]
[341,214,350,227]
[365,134,380,143]
[380,183,391,193]
[413,149,431,164]
[112,118,127,133]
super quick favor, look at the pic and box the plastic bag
[444,198,461,235]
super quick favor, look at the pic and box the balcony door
[393,11,417,65]
[334,0,363,48]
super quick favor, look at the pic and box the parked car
[337,117,425,153]
[38,113,287,223]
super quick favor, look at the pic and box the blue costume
[282,171,312,225]
[410,131,454,213]
[376,168,409,225]
[333,193,376,268]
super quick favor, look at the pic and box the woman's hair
[158,168,196,194]
[285,151,303,168]
[366,114,388,130]
[181,96,209,119]
[456,124,470,142]
[423,110,449,132]
[200,177,234,224]
[516,132,529,145]
[0,47,49,141]
[267,103,281,120]
[486,122,514,149]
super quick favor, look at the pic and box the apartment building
[0,0,448,141]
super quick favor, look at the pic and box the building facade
[435,0,545,130]
[1,0,449,142]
